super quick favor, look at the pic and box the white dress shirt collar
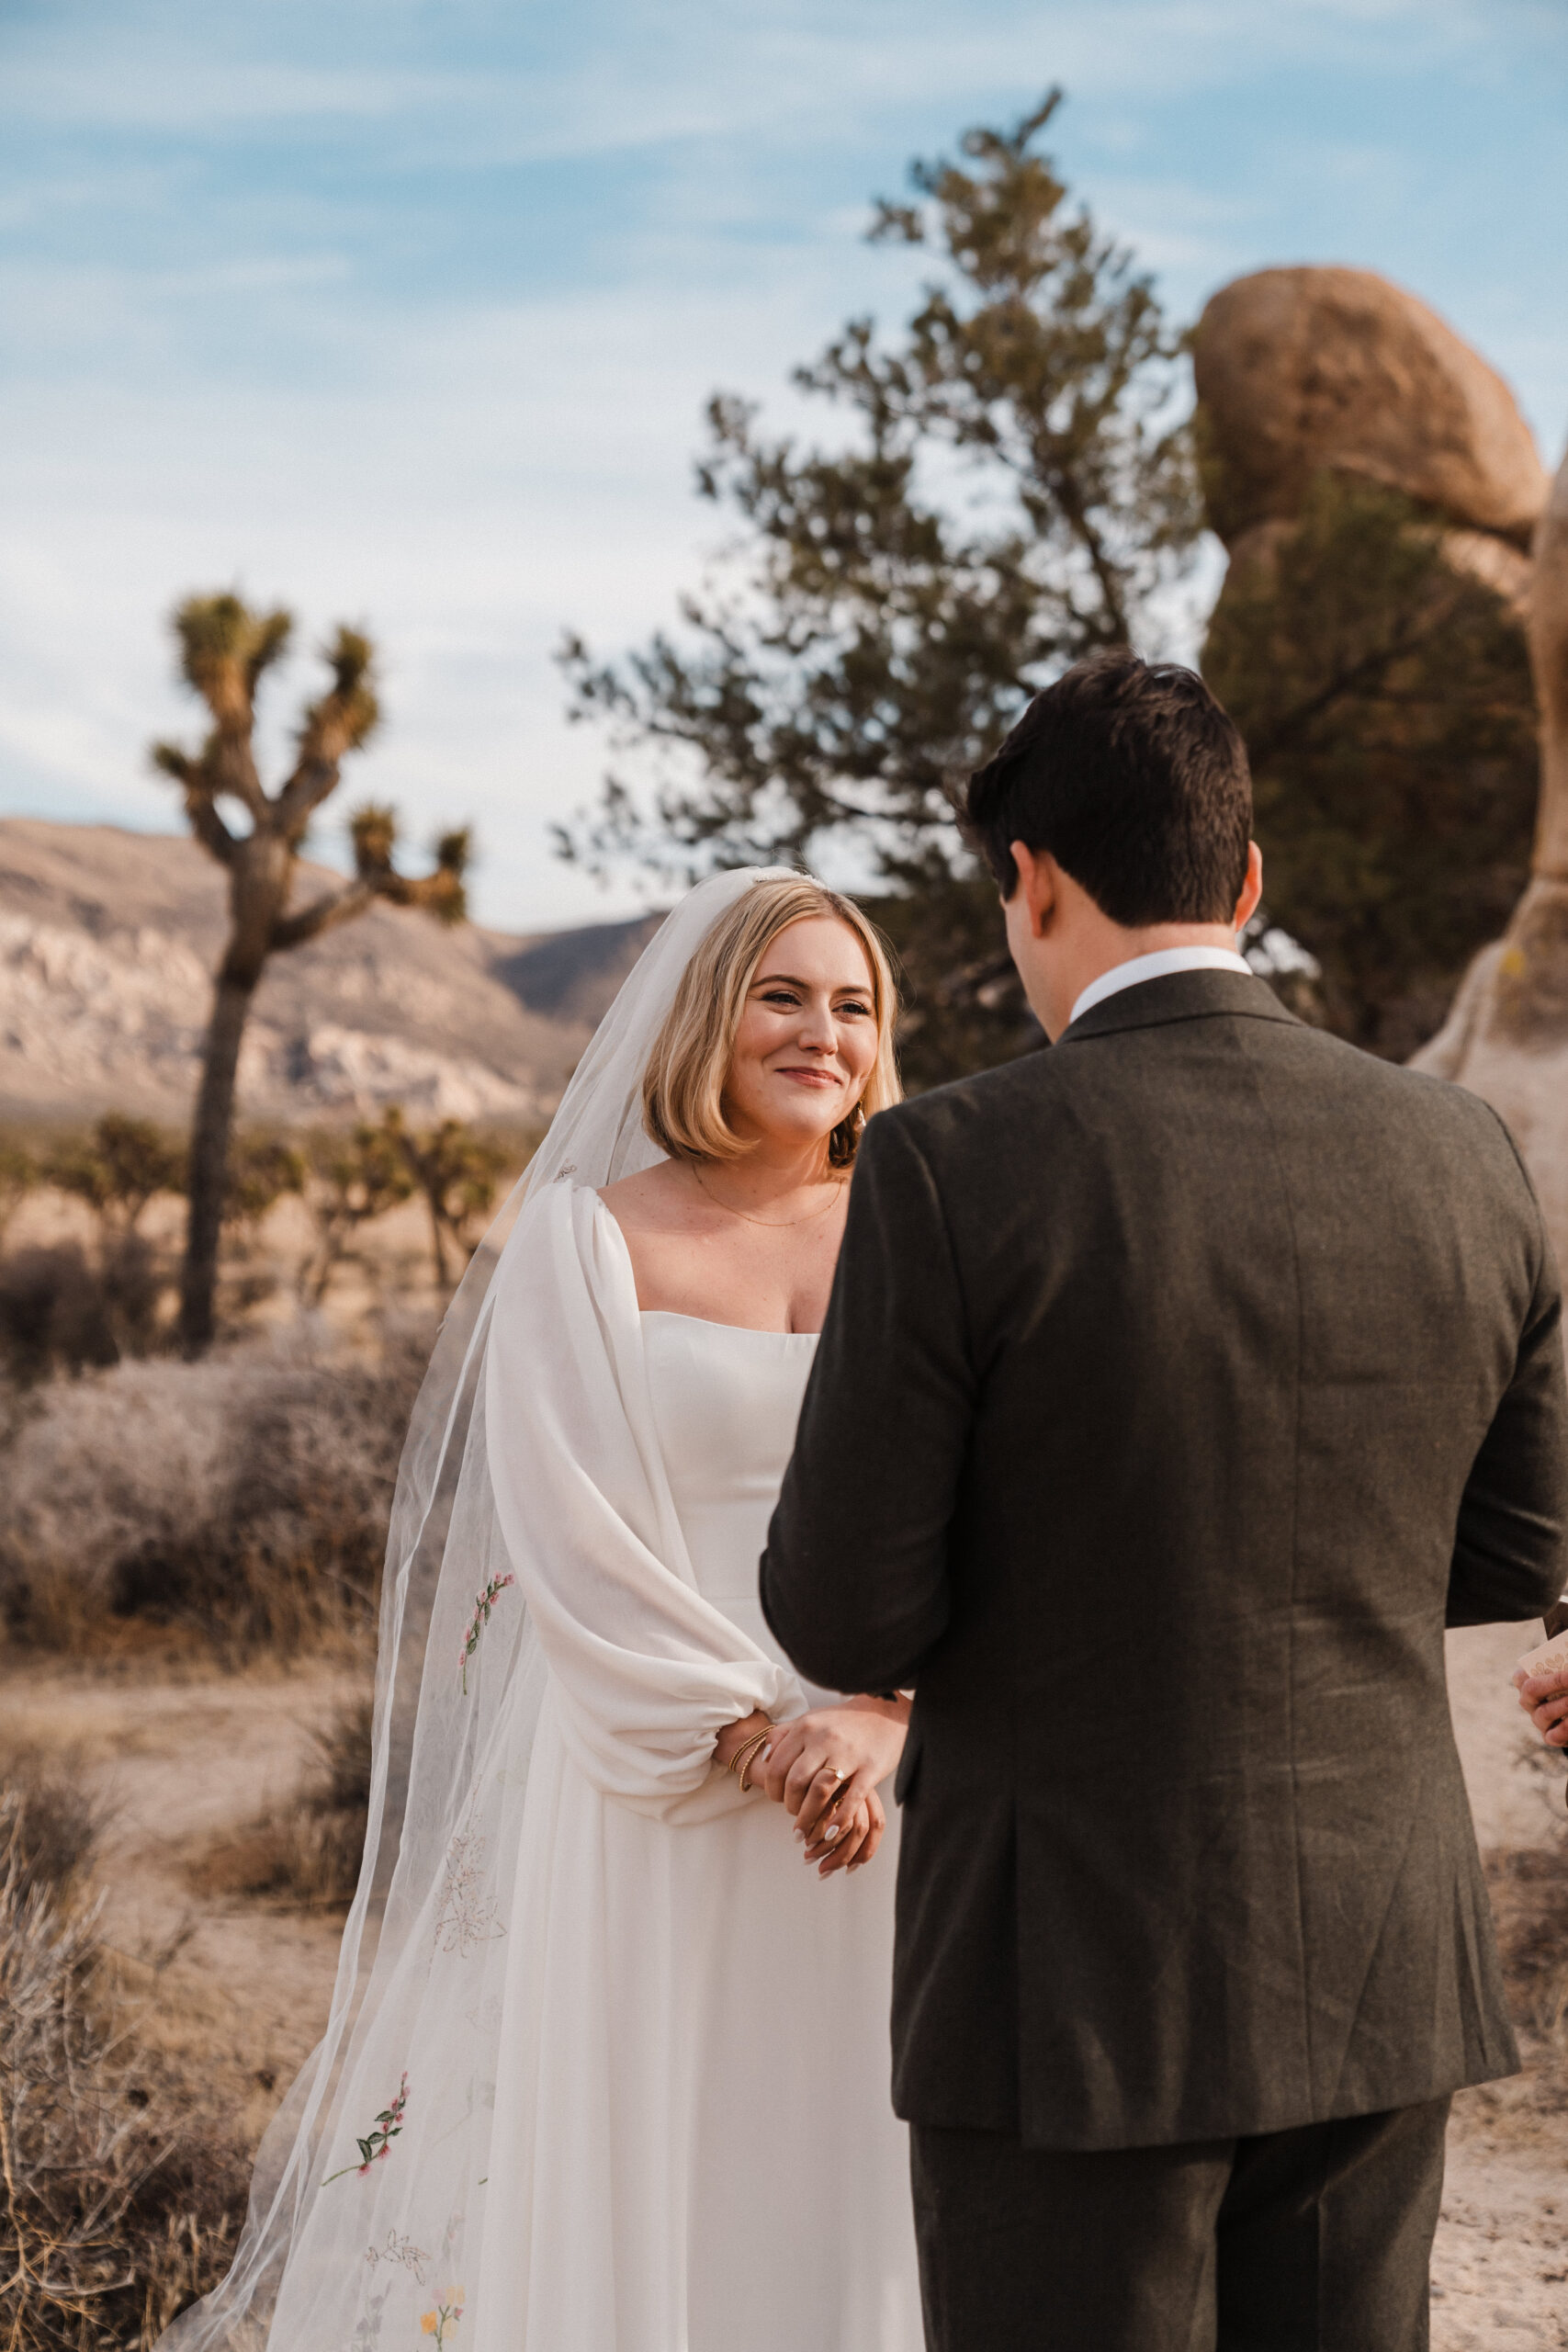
[1068,944,1251,1030]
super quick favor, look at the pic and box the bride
[163,870,924,2352]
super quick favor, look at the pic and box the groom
[760,652,1568,2351]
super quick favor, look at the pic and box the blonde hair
[642,877,900,1169]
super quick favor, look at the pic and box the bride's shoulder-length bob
[643,875,901,1170]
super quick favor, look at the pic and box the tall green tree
[1202,476,1539,1058]
[558,92,1202,1083]
[153,593,470,1352]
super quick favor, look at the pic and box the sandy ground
[3,1620,1565,2341]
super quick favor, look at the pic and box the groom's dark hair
[963,651,1253,923]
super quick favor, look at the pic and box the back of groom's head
[964,651,1253,926]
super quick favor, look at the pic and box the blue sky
[3,0,1565,930]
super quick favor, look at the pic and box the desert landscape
[4,57,1568,2342]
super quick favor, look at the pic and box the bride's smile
[721,915,880,1149]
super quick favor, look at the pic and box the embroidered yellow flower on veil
[419,2289,465,2344]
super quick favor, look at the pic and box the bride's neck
[694,1135,837,1209]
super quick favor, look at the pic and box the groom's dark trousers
[761,969,1568,2352]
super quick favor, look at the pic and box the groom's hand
[755,1699,907,1868]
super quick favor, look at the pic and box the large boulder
[1194,266,1548,548]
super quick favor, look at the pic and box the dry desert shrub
[0,1237,164,1384]
[190,1691,373,1911]
[0,1753,107,1911]
[0,1762,251,2349]
[0,1319,430,1660]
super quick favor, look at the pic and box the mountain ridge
[0,818,662,1128]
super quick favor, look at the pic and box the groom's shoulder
[1258,1014,1528,1155]
[866,1050,1063,1168]
[868,1008,1533,1187]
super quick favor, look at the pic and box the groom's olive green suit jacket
[760,969,1568,2153]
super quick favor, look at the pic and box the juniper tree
[1201,477,1539,1057]
[558,92,1202,1082]
[152,594,469,1351]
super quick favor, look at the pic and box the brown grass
[0,1750,108,1911]
[0,1757,253,2349]
[188,1692,372,1912]
[1487,1839,1568,2048]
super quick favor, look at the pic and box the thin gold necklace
[689,1163,846,1230]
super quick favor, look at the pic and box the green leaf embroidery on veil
[458,1574,516,1692]
[323,2074,409,2184]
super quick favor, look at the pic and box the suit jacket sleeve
[760,1108,975,1693]
[1447,1170,1568,1627]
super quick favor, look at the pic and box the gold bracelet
[728,1724,773,1792]
[730,1725,771,1786]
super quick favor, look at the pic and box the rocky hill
[0,818,661,1128]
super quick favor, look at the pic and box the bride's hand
[757,1699,907,1849]
[804,1785,886,1878]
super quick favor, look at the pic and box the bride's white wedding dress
[158,870,920,2352]
[479,1276,921,2347]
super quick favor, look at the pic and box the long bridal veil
[162,867,792,2351]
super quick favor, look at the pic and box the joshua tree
[0,1140,39,1251]
[379,1108,508,1292]
[46,1114,186,1237]
[152,593,469,1352]
[300,1121,414,1306]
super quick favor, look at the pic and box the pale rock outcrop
[1413,447,1568,1264]
[1194,266,1548,549]
[0,819,658,1130]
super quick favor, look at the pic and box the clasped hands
[715,1697,908,1878]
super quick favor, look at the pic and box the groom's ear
[1233,842,1263,933]
[1010,841,1058,940]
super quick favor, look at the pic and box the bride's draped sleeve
[485,1182,805,1818]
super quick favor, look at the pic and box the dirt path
[1432,1625,1568,2349]
[4,1660,357,2146]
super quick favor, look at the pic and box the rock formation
[1414,446,1568,1258]
[1195,265,1568,1257]
[1194,266,1546,607]
[1195,266,1547,533]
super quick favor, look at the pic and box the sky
[3,0,1566,933]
